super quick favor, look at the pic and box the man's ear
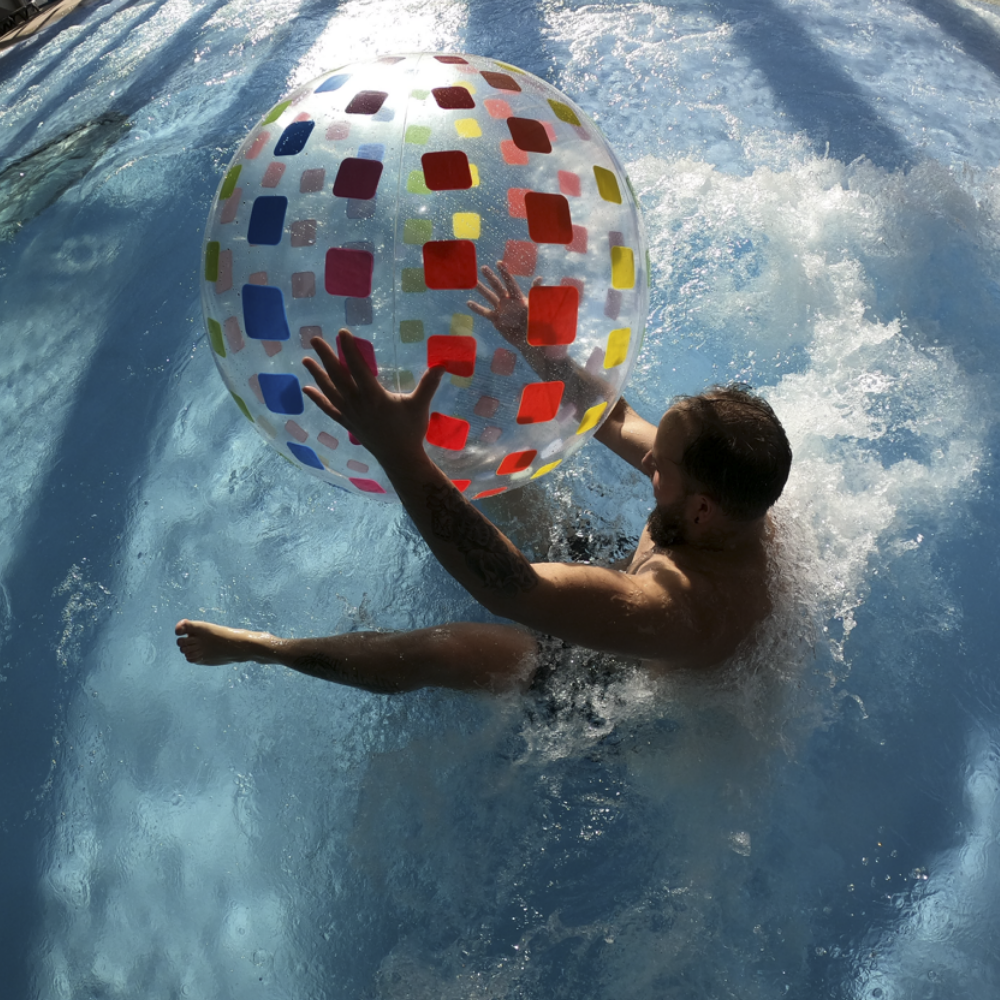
[690,493,718,525]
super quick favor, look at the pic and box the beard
[646,498,690,548]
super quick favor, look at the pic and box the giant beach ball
[201,53,648,500]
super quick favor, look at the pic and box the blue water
[2,0,999,997]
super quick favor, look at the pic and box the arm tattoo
[291,653,402,695]
[423,483,539,598]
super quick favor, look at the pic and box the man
[176,264,791,693]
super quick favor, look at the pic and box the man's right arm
[594,397,657,472]
[468,263,658,473]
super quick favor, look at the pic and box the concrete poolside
[0,0,90,51]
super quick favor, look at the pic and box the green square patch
[401,268,427,293]
[406,170,430,195]
[220,165,242,201]
[262,100,291,125]
[405,125,431,145]
[403,218,433,244]
[204,241,220,282]
[400,319,425,343]
[207,318,225,356]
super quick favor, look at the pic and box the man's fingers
[336,329,379,389]
[307,335,356,395]
[467,299,493,319]
[309,334,341,373]
[411,363,447,410]
[481,265,506,297]
[302,357,352,420]
[473,280,500,306]
[496,260,523,299]
[302,384,346,426]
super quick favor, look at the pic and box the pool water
[1,0,999,997]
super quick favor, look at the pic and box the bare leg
[174,619,539,695]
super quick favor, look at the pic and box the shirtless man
[176,264,791,693]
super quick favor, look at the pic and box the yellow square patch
[611,247,635,289]
[450,313,474,336]
[604,328,631,368]
[593,165,622,204]
[576,401,608,435]
[531,460,562,479]
[453,212,481,239]
[455,118,482,138]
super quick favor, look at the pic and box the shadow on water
[0,0,138,94]
[0,1,346,990]
[0,0,173,164]
[905,0,1000,83]
[463,0,552,80]
[702,0,915,171]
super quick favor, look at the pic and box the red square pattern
[567,224,588,254]
[516,381,565,424]
[480,71,521,92]
[485,99,513,119]
[426,412,470,451]
[497,450,537,475]
[500,140,529,166]
[427,335,477,376]
[507,188,529,218]
[433,87,476,110]
[502,239,537,276]
[491,347,516,376]
[345,91,388,115]
[336,331,378,375]
[452,479,472,492]
[527,285,579,346]
[525,192,573,244]
[558,170,581,196]
[350,478,386,494]
[421,150,472,191]
[435,55,468,64]
[423,240,478,289]
[507,118,551,153]
[325,248,374,297]
[474,396,500,418]
[332,158,383,199]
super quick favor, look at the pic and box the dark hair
[675,383,791,521]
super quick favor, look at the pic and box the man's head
[643,384,791,546]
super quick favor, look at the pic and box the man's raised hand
[302,330,446,467]
[467,262,541,347]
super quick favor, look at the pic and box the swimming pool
[1,0,998,996]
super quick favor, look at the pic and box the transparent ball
[201,52,648,500]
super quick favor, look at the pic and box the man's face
[642,407,697,547]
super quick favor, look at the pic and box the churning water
[1,0,999,997]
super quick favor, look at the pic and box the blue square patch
[288,442,325,469]
[242,284,290,340]
[315,74,350,94]
[258,373,304,415]
[247,196,287,245]
[274,121,315,156]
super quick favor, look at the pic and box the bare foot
[174,619,277,666]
